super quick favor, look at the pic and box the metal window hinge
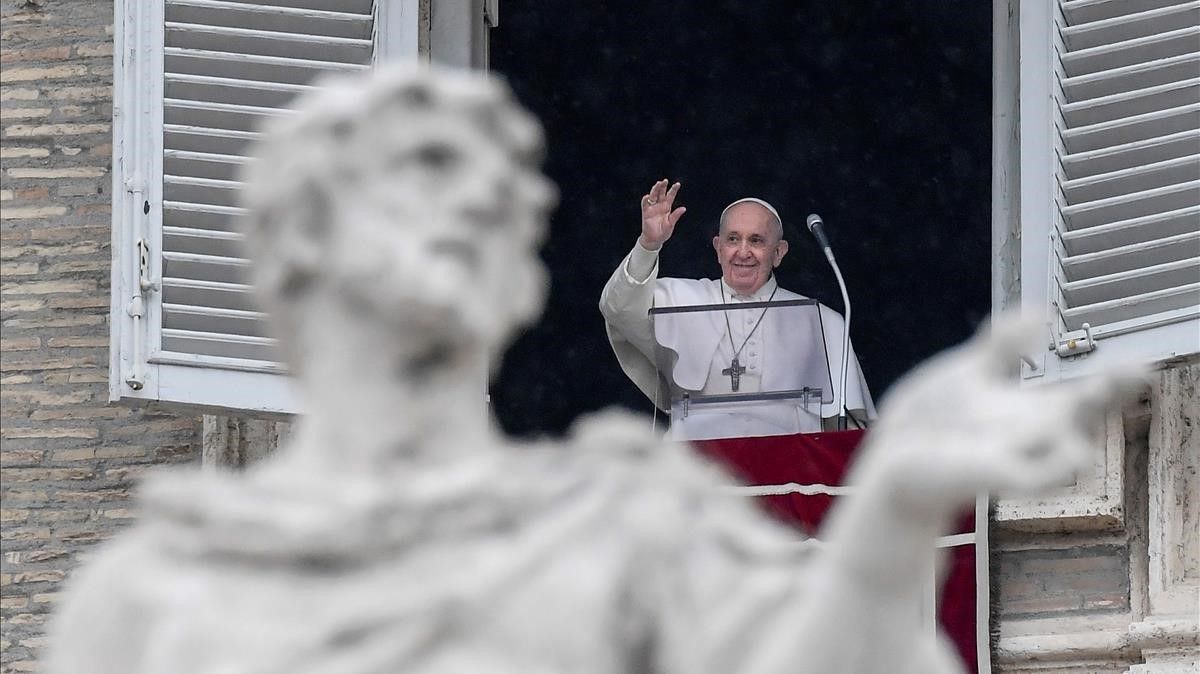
[484,0,498,27]
[124,289,146,390]
[125,238,158,391]
[1052,322,1096,358]
[136,237,159,293]
[124,174,145,197]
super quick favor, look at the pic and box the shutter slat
[1061,179,1200,230]
[161,277,259,312]
[164,124,259,154]
[166,73,315,109]
[164,174,243,190]
[1063,0,1188,25]
[162,191,240,210]
[1060,77,1200,128]
[162,303,269,338]
[1061,26,1200,78]
[1063,205,1200,255]
[165,47,366,84]
[162,328,278,361]
[1063,230,1200,279]
[164,148,248,181]
[165,22,372,64]
[1062,258,1199,308]
[1061,282,1200,330]
[163,251,251,286]
[162,224,243,240]
[1061,52,1200,103]
[1061,102,1200,154]
[195,0,372,15]
[1062,129,1200,179]
[161,329,275,347]
[164,97,288,117]
[1060,2,1200,52]
[1073,305,1200,340]
[163,201,246,217]
[166,0,373,40]
[164,175,243,209]
[163,148,247,165]
[163,203,245,233]
[163,225,245,258]
[163,302,262,320]
[164,203,243,229]
[1061,153,1200,203]
[165,96,290,123]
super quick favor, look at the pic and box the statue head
[240,65,557,372]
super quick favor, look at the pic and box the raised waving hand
[639,179,687,250]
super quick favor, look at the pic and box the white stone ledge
[1126,617,1200,653]
[996,617,1199,668]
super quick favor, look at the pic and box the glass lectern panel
[650,299,833,441]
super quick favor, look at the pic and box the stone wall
[993,362,1200,673]
[0,2,202,671]
[996,544,1132,618]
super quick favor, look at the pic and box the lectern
[650,298,835,441]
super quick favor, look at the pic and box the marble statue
[46,64,1143,674]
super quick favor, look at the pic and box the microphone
[806,213,832,253]
[806,212,853,430]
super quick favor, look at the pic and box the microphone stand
[822,247,852,431]
[806,214,853,431]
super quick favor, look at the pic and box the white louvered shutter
[111,0,427,414]
[161,0,374,367]
[1017,0,1200,381]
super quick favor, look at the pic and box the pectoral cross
[722,357,746,392]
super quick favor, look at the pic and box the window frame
[108,0,428,416]
[1011,0,1199,385]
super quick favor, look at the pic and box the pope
[600,179,876,438]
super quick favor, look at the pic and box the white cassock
[600,241,876,440]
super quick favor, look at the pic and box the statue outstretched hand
[862,316,1148,508]
[639,179,687,251]
[791,317,1148,674]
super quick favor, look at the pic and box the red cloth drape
[694,431,978,674]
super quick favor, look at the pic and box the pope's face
[712,203,788,296]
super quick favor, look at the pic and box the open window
[1008,0,1199,383]
[994,0,1198,534]
[109,0,494,415]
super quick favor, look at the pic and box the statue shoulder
[565,409,803,540]
[564,409,721,495]
[46,527,162,674]
[566,409,670,460]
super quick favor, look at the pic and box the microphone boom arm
[806,214,853,430]
[825,248,852,430]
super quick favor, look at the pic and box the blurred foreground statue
[48,66,1141,674]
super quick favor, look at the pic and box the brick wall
[996,543,1130,619]
[1,1,201,671]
